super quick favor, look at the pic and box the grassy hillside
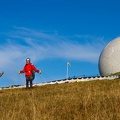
[0,79,120,120]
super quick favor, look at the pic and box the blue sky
[0,0,120,87]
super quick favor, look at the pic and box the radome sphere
[99,37,120,76]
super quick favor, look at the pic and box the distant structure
[99,37,120,76]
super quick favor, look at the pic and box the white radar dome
[99,37,120,76]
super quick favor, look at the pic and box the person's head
[26,58,30,64]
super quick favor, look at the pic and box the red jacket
[20,63,39,76]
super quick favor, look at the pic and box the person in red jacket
[19,58,42,89]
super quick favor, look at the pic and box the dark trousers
[26,75,34,89]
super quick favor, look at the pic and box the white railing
[1,75,119,90]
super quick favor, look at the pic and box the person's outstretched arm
[31,64,39,73]
[0,72,4,77]
[20,66,26,73]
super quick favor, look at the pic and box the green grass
[106,72,120,76]
[0,79,120,120]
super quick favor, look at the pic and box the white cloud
[0,27,105,86]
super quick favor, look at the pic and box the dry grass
[0,79,120,120]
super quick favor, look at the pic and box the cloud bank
[0,27,105,86]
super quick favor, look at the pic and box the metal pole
[67,62,68,80]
